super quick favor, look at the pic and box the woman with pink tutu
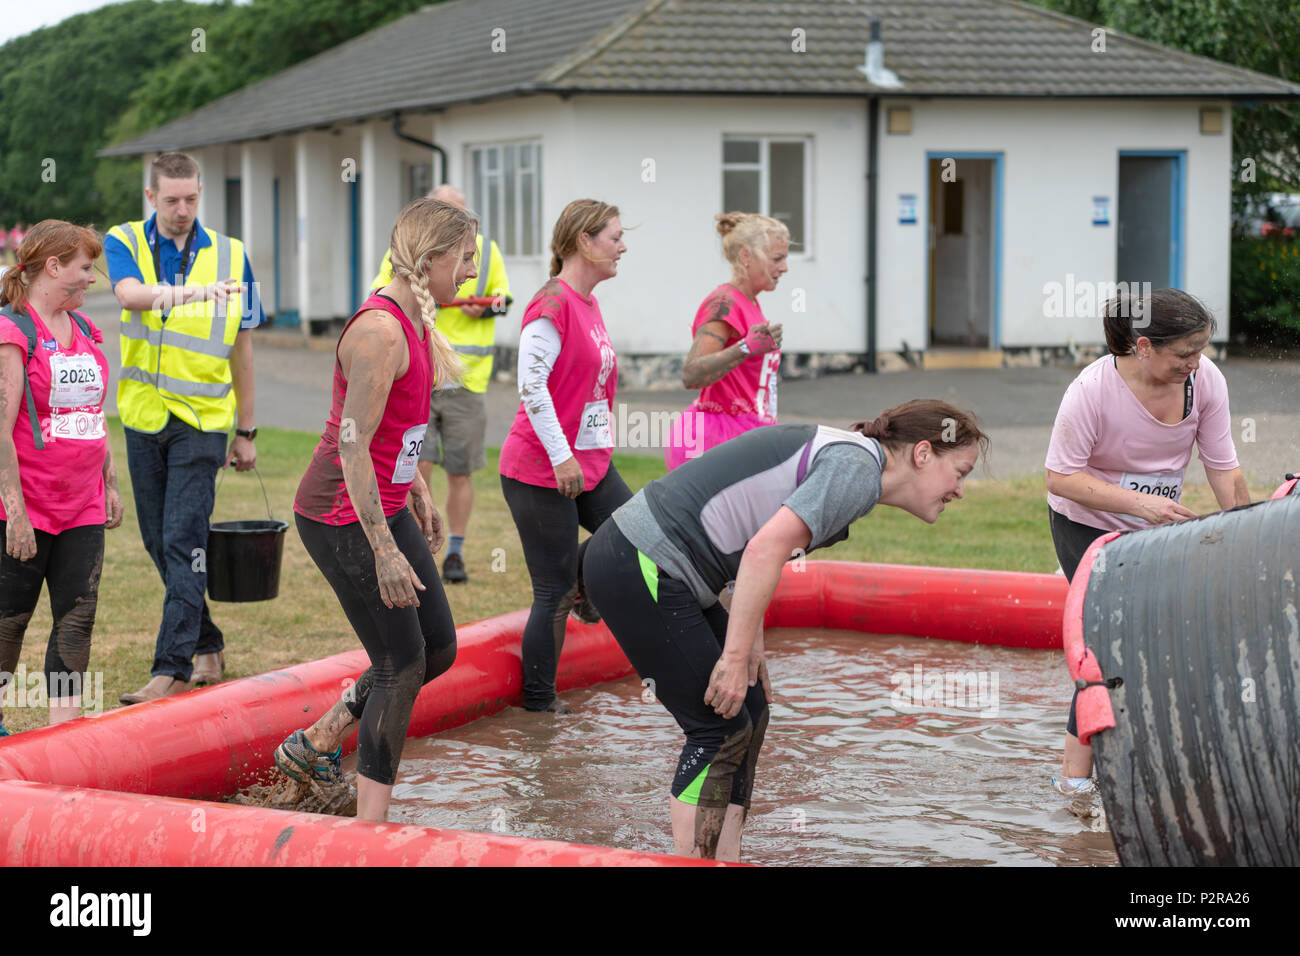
[664,213,789,471]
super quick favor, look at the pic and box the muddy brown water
[359,628,1117,866]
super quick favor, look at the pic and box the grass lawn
[1,418,1269,732]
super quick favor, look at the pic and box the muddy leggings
[0,521,104,702]
[295,509,457,786]
[500,467,632,710]
[583,521,769,815]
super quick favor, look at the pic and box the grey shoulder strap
[0,304,44,449]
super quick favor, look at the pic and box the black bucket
[207,467,289,603]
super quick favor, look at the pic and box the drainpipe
[866,96,879,373]
[391,113,448,185]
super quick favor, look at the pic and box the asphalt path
[83,290,1300,485]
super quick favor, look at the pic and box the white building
[101,0,1300,375]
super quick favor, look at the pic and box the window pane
[504,146,517,256]
[768,141,805,251]
[723,169,761,214]
[724,140,760,164]
[534,145,542,255]
[521,170,535,257]
[521,143,532,168]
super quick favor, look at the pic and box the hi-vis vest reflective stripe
[110,221,244,433]
[370,234,505,394]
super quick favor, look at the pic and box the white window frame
[721,135,813,258]
[466,140,544,258]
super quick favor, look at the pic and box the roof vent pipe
[860,16,902,88]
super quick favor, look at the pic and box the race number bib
[47,409,106,442]
[1120,468,1184,501]
[391,424,425,484]
[575,399,614,451]
[48,353,104,409]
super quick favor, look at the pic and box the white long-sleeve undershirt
[517,317,573,466]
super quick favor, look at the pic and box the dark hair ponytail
[852,399,989,459]
[1102,288,1217,356]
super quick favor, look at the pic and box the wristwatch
[236,427,258,440]
[737,340,752,356]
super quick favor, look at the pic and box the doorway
[1117,152,1183,290]
[927,154,1000,348]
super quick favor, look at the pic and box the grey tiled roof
[103,0,1300,156]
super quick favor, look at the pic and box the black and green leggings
[583,520,768,809]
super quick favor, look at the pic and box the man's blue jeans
[124,417,227,681]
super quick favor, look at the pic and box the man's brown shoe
[120,676,192,705]
[192,651,225,686]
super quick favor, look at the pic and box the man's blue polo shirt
[104,213,266,329]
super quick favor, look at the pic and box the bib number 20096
[1120,469,1184,500]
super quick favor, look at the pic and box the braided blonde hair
[388,197,477,386]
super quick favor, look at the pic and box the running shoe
[1051,774,1096,795]
[569,578,602,624]
[274,729,344,785]
[442,552,468,583]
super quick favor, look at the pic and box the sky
[0,0,249,49]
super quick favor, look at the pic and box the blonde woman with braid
[664,213,789,470]
[276,198,476,821]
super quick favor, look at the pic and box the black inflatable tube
[1078,494,1300,866]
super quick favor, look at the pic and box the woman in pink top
[499,199,632,712]
[276,198,478,822]
[664,212,789,470]
[0,221,124,734]
[1045,288,1250,794]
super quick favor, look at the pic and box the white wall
[435,94,869,355]
[877,98,1234,350]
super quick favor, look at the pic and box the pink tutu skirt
[663,406,774,471]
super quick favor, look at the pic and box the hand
[4,511,36,562]
[704,654,749,719]
[747,639,773,702]
[227,434,257,472]
[375,546,425,609]
[1135,494,1197,525]
[105,487,124,529]
[554,456,584,499]
[459,302,487,318]
[743,322,783,355]
[205,279,245,304]
[408,487,445,555]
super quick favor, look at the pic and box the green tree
[0,0,437,229]
[1032,0,1300,191]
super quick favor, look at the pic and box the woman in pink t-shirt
[0,221,124,734]
[1044,288,1250,794]
[275,198,478,822]
[499,199,632,712]
[664,212,790,471]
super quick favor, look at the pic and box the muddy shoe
[569,578,602,624]
[274,729,344,785]
[1051,774,1096,795]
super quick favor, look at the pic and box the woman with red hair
[0,221,123,734]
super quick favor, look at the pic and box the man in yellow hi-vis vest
[372,185,509,584]
[104,152,264,705]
